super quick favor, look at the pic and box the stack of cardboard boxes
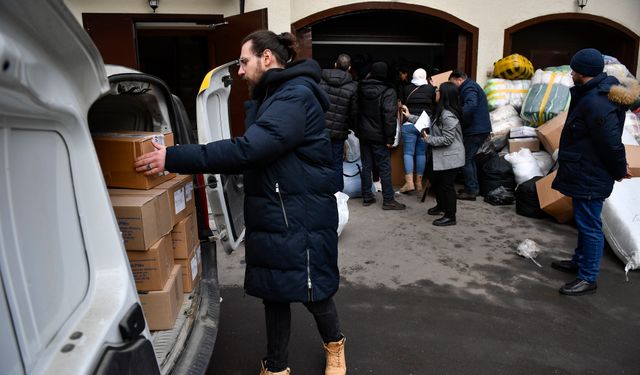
[93,131,202,331]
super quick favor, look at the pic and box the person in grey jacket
[403,82,465,226]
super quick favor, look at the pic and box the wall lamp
[149,0,159,13]
[577,0,588,10]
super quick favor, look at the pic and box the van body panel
[196,62,245,253]
[0,0,151,374]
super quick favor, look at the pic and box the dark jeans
[264,297,341,372]
[462,133,489,194]
[432,168,459,218]
[572,197,605,283]
[331,140,344,192]
[360,140,394,202]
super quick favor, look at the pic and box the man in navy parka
[550,48,635,296]
[135,30,347,375]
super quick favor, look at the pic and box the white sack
[504,148,543,185]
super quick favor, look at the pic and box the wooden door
[211,9,268,137]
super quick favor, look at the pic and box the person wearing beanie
[355,61,407,210]
[399,68,436,194]
[551,48,634,296]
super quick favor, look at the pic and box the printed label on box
[190,253,198,281]
[185,182,194,202]
[174,188,186,214]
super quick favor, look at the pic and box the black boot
[559,279,597,296]
[427,206,444,215]
[433,216,456,226]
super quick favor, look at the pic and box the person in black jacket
[449,70,492,201]
[356,61,406,210]
[550,48,634,296]
[399,68,436,193]
[319,53,358,192]
[135,30,346,375]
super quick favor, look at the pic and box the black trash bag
[515,176,550,218]
[484,186,515,205]
[479,154,516,196]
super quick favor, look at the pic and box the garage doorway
[293,2,478,79]
[504,13,639,75]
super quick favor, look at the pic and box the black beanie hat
[370,62,388,80]
[570,48,604,77]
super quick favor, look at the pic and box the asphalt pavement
[207,189,640,375]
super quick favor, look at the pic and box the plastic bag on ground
[484,186,515,206]
[516,239,542,267]
[335,192,349,236]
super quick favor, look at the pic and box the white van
[0,1,243,373]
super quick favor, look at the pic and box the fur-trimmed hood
[609,77,640,106]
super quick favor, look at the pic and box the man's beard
[245,65,265,96]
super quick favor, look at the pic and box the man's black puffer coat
[356,79,398,145]
[320,68,358,142]
[165,59,339,303]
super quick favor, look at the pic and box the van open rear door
[196,62,245,253]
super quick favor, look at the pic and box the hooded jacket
[320,68,358,141]
[356,79,398,145]
[552,74,639,199]
[165,59,339,303]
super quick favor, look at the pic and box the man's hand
[617,164,633,181]
[134,140,167,176]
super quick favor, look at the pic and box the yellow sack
[494,54,534,80]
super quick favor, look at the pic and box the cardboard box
[536,111,567,154]
[138,265,184,331]
[93,132,176,189]
[431,70,453,88]
[626,144,640,177]
[155,175,196,226]
[508,137,540,153]
[175,244,202,293]
[109,190,173,250]
[171,213,199,259]
[127,234,174,291]
[535,171,573,223]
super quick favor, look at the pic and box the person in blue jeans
[399,68,436,193]
[448,70,491,200]
[550,48,634,296]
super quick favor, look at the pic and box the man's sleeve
[166,92,308,175]
[589,108,627,180]
[461,86,479,127]
[348,88,359,131]
[382,89,398,144]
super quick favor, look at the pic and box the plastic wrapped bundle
[493,54,534,80]
[544,65,571,73]
[520,69,573,127]
[624,111,640,144]
[489,105,524,141]
[604,64,635,81]
[504,148,543,185]
[484,79,531,111]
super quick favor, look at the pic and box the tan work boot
[415,175,423,192]
[399,174,415,193]
[259,360,291,375]
[324,337,346,375]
